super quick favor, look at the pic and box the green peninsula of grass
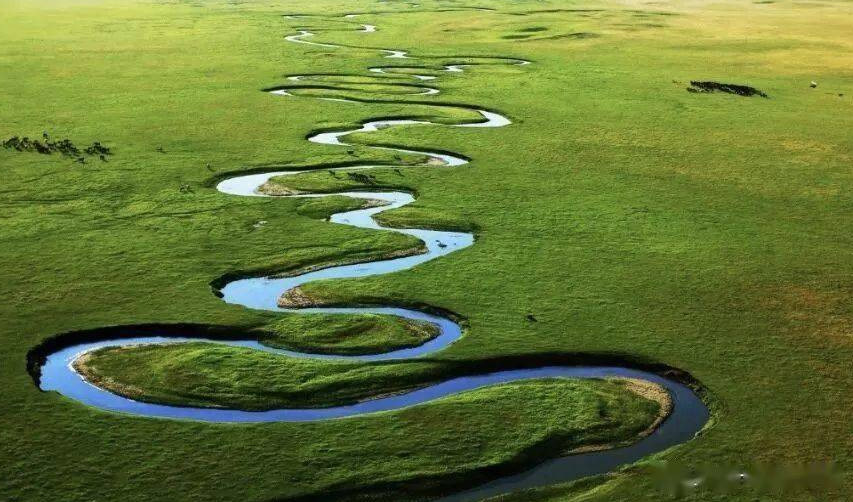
[259,312,439,355]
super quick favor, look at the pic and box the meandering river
[36,12,709,500]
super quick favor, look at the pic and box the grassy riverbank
[2,0,853,501]
[259,313,440,355]
[75,341,663,413]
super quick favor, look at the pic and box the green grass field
[2,0,852,500]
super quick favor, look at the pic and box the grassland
[2,0,853,501]
[75,341,661,413]
[259,312,440,355]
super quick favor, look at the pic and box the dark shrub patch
[687,81,768,97]
[2,135,113,162]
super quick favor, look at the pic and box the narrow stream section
[36,12,709,501]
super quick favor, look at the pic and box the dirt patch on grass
[73,349,149,401]
[258,181,307,196]
[763,284,853,341]
[620,377,674,419]
[279,286,319,308]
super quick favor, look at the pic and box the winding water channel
[35,12,710,501]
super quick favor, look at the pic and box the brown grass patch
[763,284,853,341]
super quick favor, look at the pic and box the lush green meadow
[2,0,852,501]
